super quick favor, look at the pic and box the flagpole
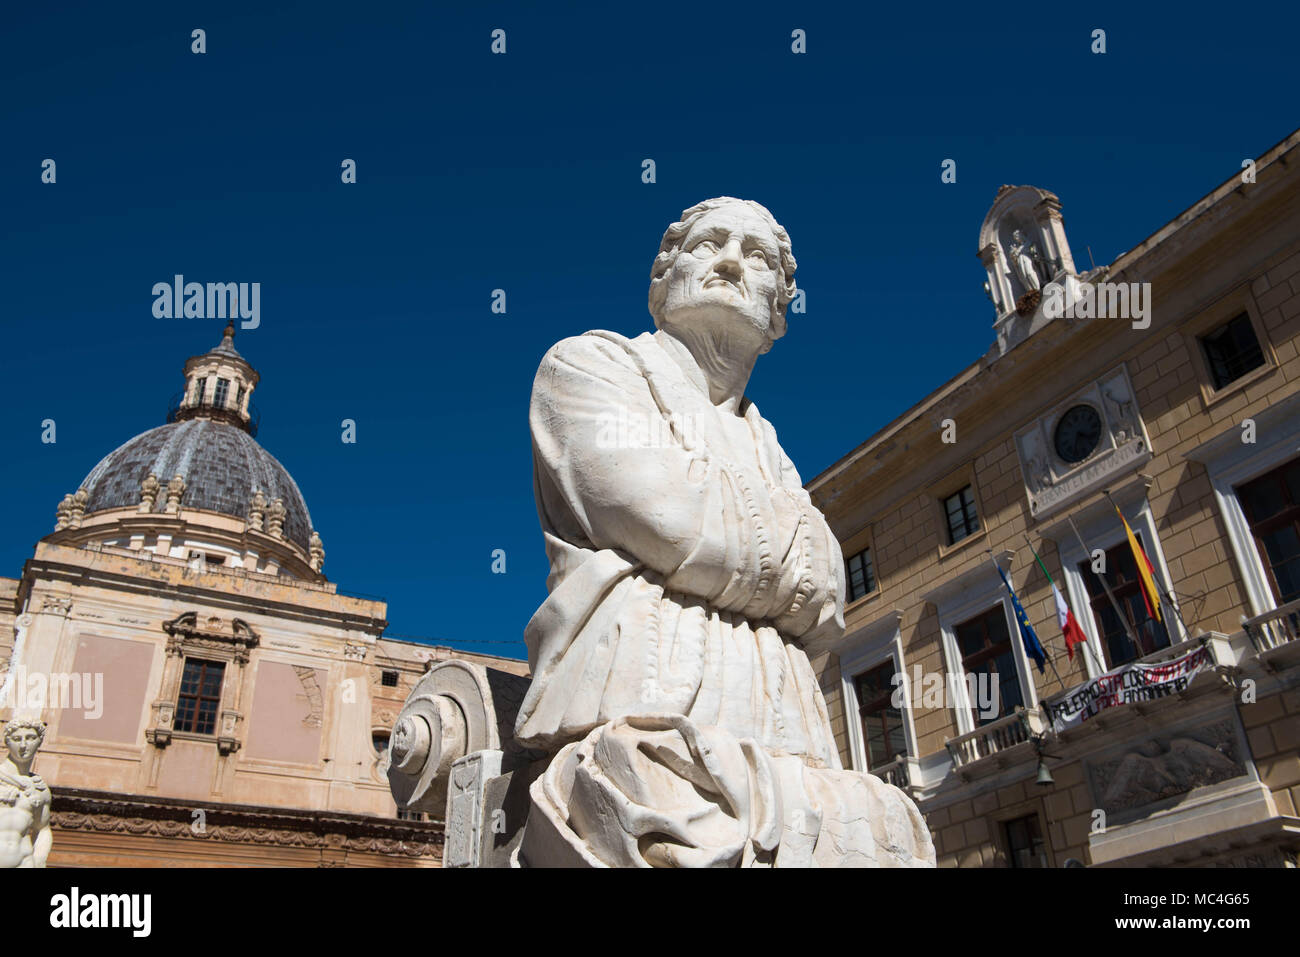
[1064,511,1145,664]
[1103,489,1194,642]
[1022,532,1088,666]
[987,549,1064,687]
[1015,533,1078,677]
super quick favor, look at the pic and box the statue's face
[5,729,40,763]
[660,204,782,344]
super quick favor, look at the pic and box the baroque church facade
[0,324,527,867]
[806,129,1300,867]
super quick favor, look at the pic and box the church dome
[52,322,325,578]
[79,418,313,551]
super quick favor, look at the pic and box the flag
[1028,544,1089,660]
[1116,506,1162,622]
[992,556,1047,674]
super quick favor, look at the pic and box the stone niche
[1015,364,1151,519]
[977,184,1083,356]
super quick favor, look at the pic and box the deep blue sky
[2,3,1295,659]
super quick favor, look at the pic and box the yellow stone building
[807,129,1300,867]
[0,325,527,867]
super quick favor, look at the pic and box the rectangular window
[234,383,243,411]
[954,606,1023,725]
[845,547,876,601]
[1004,814,1047,868]
[1200,312,1264,390]
[854,659,905,768]
[1077,535,1170,667]
[1236,457,1300,606]
[943,486,980,545]
[381,669,399,687]
[174,658,225,735]
[213,378,230,408]
[192,378,206,403]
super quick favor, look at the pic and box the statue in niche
[1008,229,1042,293]
[0,719,52,868]
[516,197,935,867]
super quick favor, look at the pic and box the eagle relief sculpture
[514,197,936,867]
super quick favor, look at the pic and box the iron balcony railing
[166,392,260,437]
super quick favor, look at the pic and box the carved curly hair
[3,718,47,744]
[648,197,798,349]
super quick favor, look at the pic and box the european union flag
[992,558,1047,675]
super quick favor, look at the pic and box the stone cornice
[21,543,387,636]
[51,787,443,857]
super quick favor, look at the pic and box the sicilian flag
[1028,544,1088,660]
[1116,506,1162,622]
[992,556,1047,674]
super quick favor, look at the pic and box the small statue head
[648,197,798,355]
[3,718,46,763]
[1011,229,1025,245]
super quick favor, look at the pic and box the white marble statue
[515,197,935,867]
[1009,229,1041,293]
[0,718,52,868]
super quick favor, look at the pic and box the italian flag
[1031,545,1089,661]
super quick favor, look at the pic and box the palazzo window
[1200,312,1264,391]
[1236,457,1300,606]
[373,731,390,756]
[954,606,1023,725]
[381,669,399,687]
[174,658,226,735]
[1004,813,1047,868]
[853,659,904,768]
[944,486,980,545]
[1076,536,1170,667]
[846,546,877,602]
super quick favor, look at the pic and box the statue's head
[3,718,46,763]
[648,198,797,355]
[1011,229,1025,244]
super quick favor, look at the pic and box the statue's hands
[767,489,843,638]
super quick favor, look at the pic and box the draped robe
[515,329,934,867]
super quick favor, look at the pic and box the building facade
[0,325,528,867]
[807,130,1300,867]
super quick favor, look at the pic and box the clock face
[1054,404,1102,464]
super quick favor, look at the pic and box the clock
[1054,404,1102,464]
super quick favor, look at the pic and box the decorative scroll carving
[293,666,324,729]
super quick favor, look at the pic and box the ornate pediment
[161,611,260,661]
